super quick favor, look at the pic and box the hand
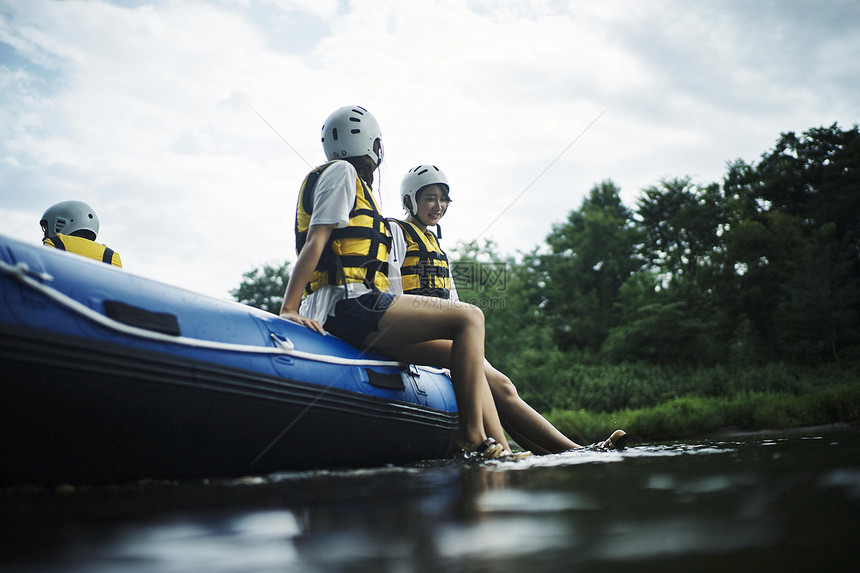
[280,309,326,335]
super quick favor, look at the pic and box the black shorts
[324,292,396,347]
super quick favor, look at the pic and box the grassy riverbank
[522,363,860,444]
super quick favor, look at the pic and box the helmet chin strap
[405,198,419,220]
[414,213,442,238]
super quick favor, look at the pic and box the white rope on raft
[0,259,411,369]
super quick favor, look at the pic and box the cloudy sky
[2,0,858,300]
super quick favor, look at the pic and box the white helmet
[40,200,100,239]
[321,106,383,164]
[400,164,450,217]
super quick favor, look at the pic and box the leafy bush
[545,384,860,443]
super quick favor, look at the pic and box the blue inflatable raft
[0,234,458,485]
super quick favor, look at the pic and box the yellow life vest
[390,219,451,299]
[43,234,123,268]
[295,162,390,296]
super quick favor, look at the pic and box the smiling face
[409,184,450,230]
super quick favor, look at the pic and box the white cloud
[259,0,338,19]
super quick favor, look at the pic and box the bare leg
[387,336,580,454]
[365,295,504,451]
[484,362,583,453]
[487,366,627,451]
[382,339,511,452]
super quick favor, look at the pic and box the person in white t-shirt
[279,106,525,461]
[387,164,628,453]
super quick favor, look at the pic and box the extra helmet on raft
[40,200,100,240]
[321,105,383,165]
[400,164,450,217]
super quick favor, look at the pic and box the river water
[2,426,858,572]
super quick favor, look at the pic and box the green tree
[449,239,549,360]
[607,177,728,365]
[636,177,723,287]
[539,180,642,353]
[721,123,860,363]
[231,261,291,314]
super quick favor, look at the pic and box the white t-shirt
[386,220,459,302]
[298,161,376,324]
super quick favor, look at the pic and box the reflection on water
[106,511,303,570]
[1,428,858,572]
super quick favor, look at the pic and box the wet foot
[593,429,628,451]
[455,437,507,460]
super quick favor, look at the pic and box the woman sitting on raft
[386,164,627,453]
[278,105,524,461]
